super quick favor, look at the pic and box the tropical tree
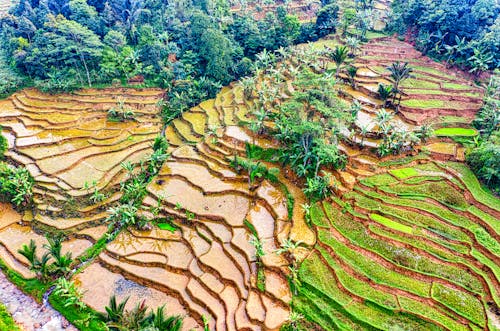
[346,66,358,88]
[387,61,413,106]
[468,47,494,76]
[359,124,370,146]
[329,46,350,78]
[377,83,394,108]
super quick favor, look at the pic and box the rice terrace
[0,0,498,330]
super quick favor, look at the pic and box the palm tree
[346,66,358,88]
[377,84,394,107]
[360,124,369,146]
[375,108,393,125]
[346,36,360,56]
[329,46,350,78]
[387,61,412,105]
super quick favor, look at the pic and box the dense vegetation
[388,0,500,73]
[0,0,336,104]
[468,71,500,193]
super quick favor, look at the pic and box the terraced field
[0,32,497,331]
[0,83,316,330]
[76,87,312,330]
[353,38,483,125]
[0,0,10,16]
[297,159,500,330]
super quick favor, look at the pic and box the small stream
[0,270,77,331]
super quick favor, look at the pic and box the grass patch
[431,283,485,327]
[468,206,500,236]
[442,83,471,90]
[323,204,483,293]
[378,153,430,167]
[353,189,471,245]
[318,228,431,297]
[360,173,398,187]
[390,167,418,179]
[49,292,106,331]
[0,302,20,331]
[438,116,474,124]
[434,128,478,137]
[0,259,49,302]
[398,296,469,331]
[379,182,468,210]
[401,99,446,109]
[445,162,500,212]
[370,213,413,234]
[404,176,443,184]
[356,187,500,256]
[401,79,440,89]
[316,246,399,311]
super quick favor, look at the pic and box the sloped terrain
[354,38,483,125]
[297,159,500,330]
[0,31,497,331]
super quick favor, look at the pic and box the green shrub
[0,162,33,206]
[0,303,20,331]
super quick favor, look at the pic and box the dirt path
[0,271,77,331]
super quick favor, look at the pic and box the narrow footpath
[0,271,77,331]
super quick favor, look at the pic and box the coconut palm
[387,61,412,105]
[377,83,394,107]
[346,36,360,56]
[360,124,370,146]
[329,46,350,78]
[346,66,358,88]
[375,108,393,125]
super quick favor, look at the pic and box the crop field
[0,21,497,331]
[297,160,500,330]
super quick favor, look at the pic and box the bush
[0,163,33,206]
[467,132,500,194]
[315,3,340,37]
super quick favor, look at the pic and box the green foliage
[468,72,500,194]
[0,302,20,331]
[107,98,135,122]
[1,0,319,95]
[106,203,138,230]
[388,0,500,71]
[0,163,34,207]
[303,175,331,201]
[18,237,74,282]
[99,295,183,331]
[53,278,86,310]
[316,3,340,37]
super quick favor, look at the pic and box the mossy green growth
[390,167,418,179]
[0,259,49,302]
[431,283,485,327]
[434,128,478,137]
[401,99,446,109]
[49,292,107,331]
[0,302,20,331]
[442,83,471,90]
[361,173,398,187]
[370,213,413,234]
[400,79,440,89]
[445,162,500,212]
